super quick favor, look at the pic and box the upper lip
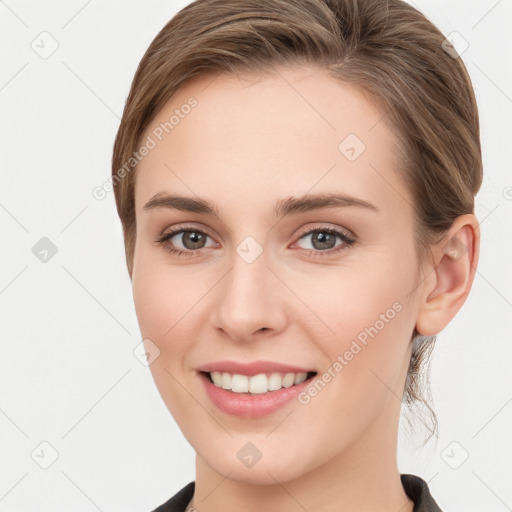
[197,360,315,376]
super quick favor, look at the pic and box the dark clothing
[400,474,443,511]
[151,473,442,511]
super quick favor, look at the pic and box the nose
[211,246,288,343]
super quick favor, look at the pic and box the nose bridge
[212,239,286,340]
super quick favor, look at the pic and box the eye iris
[312,231,336,250]
[183,231,206,250]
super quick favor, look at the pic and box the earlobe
[415,214,480,336]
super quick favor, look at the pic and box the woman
[111,0,482,510]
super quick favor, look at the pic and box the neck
[192,396,414,512]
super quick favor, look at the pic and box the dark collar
[151,481,195,512]
[151,474,442,512]
[401,473,443,511]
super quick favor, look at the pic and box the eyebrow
[143,191,379,218]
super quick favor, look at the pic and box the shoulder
[401,473,443,512]
[149,482,195,512]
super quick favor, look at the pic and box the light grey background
[1,1,511,511]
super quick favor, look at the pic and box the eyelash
[155,225,356,258]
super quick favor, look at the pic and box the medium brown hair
[111,0,482,443]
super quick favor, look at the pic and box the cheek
[131,257,192,408]
[294,251,417,400]
[132,255,205,429]
[132,248,207,346]
[292,255,415,347]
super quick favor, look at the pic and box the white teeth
[248,374,268,394]
[268,372,282,391]
[294,372,307,385]
[221,372,232,390]
[282,373,295,388]
[231,374,249,393]
[211,371,222,387]
[209,371,311,394]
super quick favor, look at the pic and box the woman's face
[132,65,425,484]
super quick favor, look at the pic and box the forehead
[134,65,405,214]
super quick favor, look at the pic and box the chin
[194,434,321,486]
[204,455,307,485]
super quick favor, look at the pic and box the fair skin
[131,65,479,512]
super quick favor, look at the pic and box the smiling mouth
[201,370,317,395]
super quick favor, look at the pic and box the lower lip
[199,372,314,418]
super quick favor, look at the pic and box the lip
[196,359,315,376]
[197,361,317,418]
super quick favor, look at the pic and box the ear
[415,214,480,336]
